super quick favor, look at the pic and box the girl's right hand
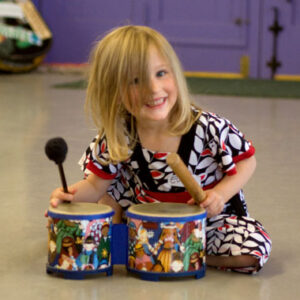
[50,187,77,207]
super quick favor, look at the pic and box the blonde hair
[85,25,201,163]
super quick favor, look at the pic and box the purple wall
[261,0,300,78]
[36,0,300,79]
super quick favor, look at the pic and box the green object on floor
[53,79,87,90]
[53,77,300,99]
[186,77,300,99]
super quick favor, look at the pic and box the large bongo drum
[47,202,114,279]
[126,203,207,281]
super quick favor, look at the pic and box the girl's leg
[206,255,259,269]
[206,215,272,273]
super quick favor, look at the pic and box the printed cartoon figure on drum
[134,225,156,270]
[48,230,59,266]
[179,220,205,272]
[152,223,180,273]
[137,226,155,255]
[170,252,184,273]
[128,221,138,268]
[49,25,272,274]
[128,221,156,271]
[76,236,98,270]
[47,218,58,264]
[134,243,154,271]
[50,219,81,270]
[55,220,82,253]
[58,236,78,270]
[182,227,204,271]
[97,222,111,268]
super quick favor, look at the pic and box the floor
[0,72,299,300]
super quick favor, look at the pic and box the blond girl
[50,25,271,273]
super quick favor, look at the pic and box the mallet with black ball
[45,137,70,202]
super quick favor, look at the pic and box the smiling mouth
[146,97,166,108]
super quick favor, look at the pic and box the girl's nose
[150,78,160,94]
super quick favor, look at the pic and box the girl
[50,25,271,273]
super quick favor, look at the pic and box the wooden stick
[166,153,206,204]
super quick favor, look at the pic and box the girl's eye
[156,70,167,77]
[132,78,139,85]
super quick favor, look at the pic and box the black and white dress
[79,110,272,273]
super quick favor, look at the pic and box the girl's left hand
[187,189,225,218]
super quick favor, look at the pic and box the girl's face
[127,46,178,126]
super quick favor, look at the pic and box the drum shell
[126,203,207,278]
[47,202,114,278]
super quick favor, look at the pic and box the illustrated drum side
[47,202,114,279]
[126,203,207,281]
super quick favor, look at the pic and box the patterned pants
[206,214,272,274]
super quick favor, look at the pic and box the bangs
[119,31,152,112]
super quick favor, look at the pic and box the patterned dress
[79,110,272,273]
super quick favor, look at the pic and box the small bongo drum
[46,202,114,279]
[126,203,207,281]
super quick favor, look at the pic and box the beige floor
[0,72,299,300]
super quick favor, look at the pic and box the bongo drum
[46,202,114,279]
[126,203,207,281]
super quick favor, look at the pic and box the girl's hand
[187,189,225,218]
[50,187,77,208]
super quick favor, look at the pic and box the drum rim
[48,202,114,220]
[126,203,207,222]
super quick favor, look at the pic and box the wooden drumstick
[166,153,206,205]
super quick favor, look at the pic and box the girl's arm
[212,155,256,203]
[50,174,113,207]
[188,155,257,218]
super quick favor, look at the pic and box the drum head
[127,203,206,222]
[48,202,114,220]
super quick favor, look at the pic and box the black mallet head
[45,137,68,165]
[45,137,69,195]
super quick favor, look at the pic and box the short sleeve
[206,113,255,175]
[78,135,121,179]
